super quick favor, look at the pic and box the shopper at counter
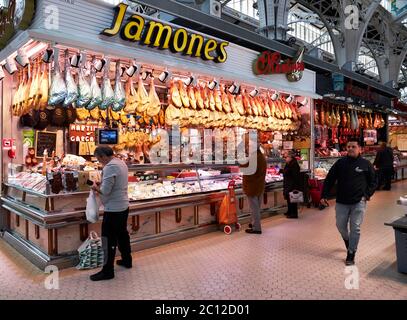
[374,142,394,191]
[240,133,267,235]
[283,150,301,219]
[320,140,376,266]
[90,146,132,281]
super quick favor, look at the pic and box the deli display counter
[1,161,287,269]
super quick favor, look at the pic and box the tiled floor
[1,181,407,300]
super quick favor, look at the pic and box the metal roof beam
[132,0,399,96]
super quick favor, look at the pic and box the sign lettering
[253,47,305,82]
[101,3,229,63]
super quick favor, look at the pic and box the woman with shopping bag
[283,150,302,219]
[89,146,132,281]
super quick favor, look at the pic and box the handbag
[76,231,105,270]
[85,190,102,223]
[289,190,304,203]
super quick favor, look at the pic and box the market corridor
[0,181,406,300]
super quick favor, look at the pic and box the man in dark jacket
[374,142,394,191]
[320,139,376,266]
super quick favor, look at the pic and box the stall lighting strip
[10,41,307,100]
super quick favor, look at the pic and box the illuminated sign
[253,47,305,82]
[101,3,229,63]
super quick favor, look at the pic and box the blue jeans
[335,200,366,253]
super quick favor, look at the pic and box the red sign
[253,51,305,76]
[69,124,99,142]
[345,84,379,102]
[2,138,15,150]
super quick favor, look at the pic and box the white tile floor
[1,181,407,300]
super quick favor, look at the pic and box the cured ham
[341,110,347,127]
[179,80,190,108]
[228,92,238,114]
[335,107,340,126]
[235,94,245,116]
[63,53,78,107]
[146,77,161,117]
[112,62,126,112]
[100,60,115,110]
[28,62,40,110]
[48,49,67,106]
[136,76,149,113]
[124,76,138,113]
[77,66,92,108]
[170,80,182,108]
[221,86,231,113]
[188,86,197,109]
[263,97,272,117]
[242,91,252,116]
[195,86,204,110]
[214,87,222,112]
[88,67,103,110]
[200,86,210,110]
[208,88,216,111]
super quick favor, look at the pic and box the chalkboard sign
[35,131,57,158]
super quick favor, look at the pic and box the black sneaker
[345,251,355,266]
[90,270,114,281]
[343,239,349,250]
[245,228,262,234]
[116,260,132,269]
[286,215,298,219]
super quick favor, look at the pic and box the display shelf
[3,183,90,198]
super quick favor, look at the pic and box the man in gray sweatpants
[320,139,376,266]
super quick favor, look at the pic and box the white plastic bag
[86,190,101,223]
[289,190,304,203]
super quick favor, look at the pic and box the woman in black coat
[283,150,301,219]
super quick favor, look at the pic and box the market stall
[313,73,401,181]
[0,0,319,269]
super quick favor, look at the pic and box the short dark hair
[94,146,114,157]
[347,138,361,146]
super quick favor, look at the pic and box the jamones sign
[102,3,229,63]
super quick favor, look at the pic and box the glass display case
[1,160,287,269]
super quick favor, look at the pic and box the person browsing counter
[320,139,376,266]
[90,146,132,281]
[240,133,267,235]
